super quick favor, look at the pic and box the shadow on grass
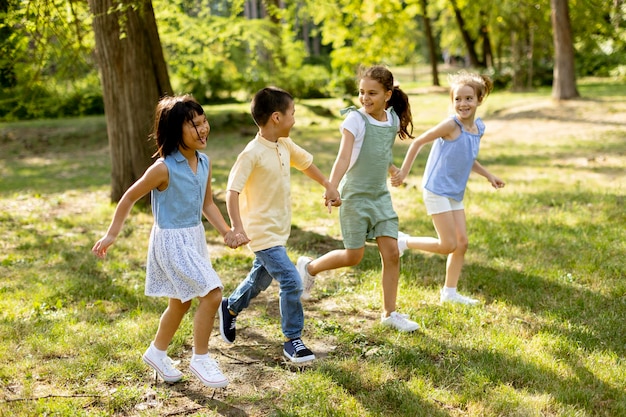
[170,385,250,417]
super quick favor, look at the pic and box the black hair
[359,65,414,140]
[151,95,205,158]
[250,87,293,127]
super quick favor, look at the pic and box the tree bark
[420,0,440,86]
[88,0,172,203]
[550,0,579,100]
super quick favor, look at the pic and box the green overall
[339,107,399,249]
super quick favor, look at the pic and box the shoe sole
[440,299,479,306]
[382,323,420,332]
[189,365,229,388]
[142,355,183,383]
[297,257,314,300]
[283,350,315,363]
[218,300,235,344]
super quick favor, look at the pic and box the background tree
[3,0,625,124]
[88,0,172,203]
[418,0,440,86]
[550,0,579,99]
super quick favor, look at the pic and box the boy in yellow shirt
[219,87,340,363]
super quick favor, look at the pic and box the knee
[344,251,364,266]
[170,299,193,314]
[456,237,469,253]
[439,241,457,254]
[199,287,222,307]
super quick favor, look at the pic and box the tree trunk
[449,0,481,67]
[0,0,17,89]
[480,10,493,68]
[550,0,579,100]
[420,0,440,86]
[88,0,172,203]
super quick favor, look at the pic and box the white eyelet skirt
[145,223,223,302]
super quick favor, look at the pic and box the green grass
[1,77,625,416]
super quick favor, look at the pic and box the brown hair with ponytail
[359,65,414,140]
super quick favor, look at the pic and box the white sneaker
[381,311,419,332]
[297,256,315,300]
[142,345,183,383]
[189,355,229,388]
[440,290,479,305]
[397,231,410,257]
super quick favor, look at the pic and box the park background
[1,1,625,416]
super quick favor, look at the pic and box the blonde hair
[448,71,494,103]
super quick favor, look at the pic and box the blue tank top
[422,116,484,201]
[151,149,209,229]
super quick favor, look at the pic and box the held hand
[225,228,250,248]
[235,232,250,247]
[325,197,342,213]
[323,188,341,213]
[223,230,238,249]
[92,235,115,259]
[390,170,406,187]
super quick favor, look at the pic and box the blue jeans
[226,246,304,340]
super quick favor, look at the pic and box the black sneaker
[283,338,315,363]
[218,298,236,344]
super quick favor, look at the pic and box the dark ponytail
[389,86,414,140]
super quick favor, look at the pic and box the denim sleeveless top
[422,116,484,202]
[151,149,209,229]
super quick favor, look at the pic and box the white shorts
[423,189,464,215]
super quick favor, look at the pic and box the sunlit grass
[1,78,625,416]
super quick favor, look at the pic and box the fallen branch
[2,393,102,403]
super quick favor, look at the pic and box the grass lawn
[0,77,624,417]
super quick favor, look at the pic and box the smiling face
[452,84,480,123]
[182,112,210,151]
[358,77,392,121]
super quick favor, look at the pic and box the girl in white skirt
[92,95,246,388]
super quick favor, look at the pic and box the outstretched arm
[301,163,341,212]
[92,161,168,259]
[472,160,505,189]
[391,118,457,187]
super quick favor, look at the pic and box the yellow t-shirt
[227,134,313,252]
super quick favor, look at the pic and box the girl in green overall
[297,65,419,332]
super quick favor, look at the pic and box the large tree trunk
[88,0,172,203]
[420,0,440,86]
[550,0,579,100]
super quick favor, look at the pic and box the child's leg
[377,236,400,316]
[227,256,273,314]
[153,298,192,350]
[254,247,304,340]
[405,211,458,254]
[443,209,468,289]
[193,287,222,355]
[307,247,365,276]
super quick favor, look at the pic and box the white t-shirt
[340,108,395,170]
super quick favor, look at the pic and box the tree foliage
[1,0,624,121]
[0,0,99,120]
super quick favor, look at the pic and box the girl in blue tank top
[92,95,247,388]
[391,71,505,306]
